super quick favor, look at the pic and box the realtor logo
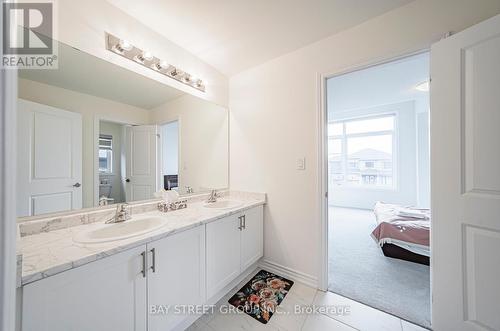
[2,1,57,68]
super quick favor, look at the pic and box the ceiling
[20,40,184,110]
[106,0,415,76]
[327,52,430,115]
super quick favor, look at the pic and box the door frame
[0,64,18,331]
[316,49,432,305]
[93,116,143,207]
[157,116,181,192]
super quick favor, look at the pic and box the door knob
[73,182,81,188]
[126,178,130,183]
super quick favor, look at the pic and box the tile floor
[186,269,429,331]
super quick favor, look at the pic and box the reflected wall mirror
[17,40,229,218]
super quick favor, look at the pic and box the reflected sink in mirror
[73,216,167,244]
[203,200,243,210]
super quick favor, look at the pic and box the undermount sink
[74,216,167,244]
[203,200,243,210]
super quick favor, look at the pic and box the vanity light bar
[105,33,206,92]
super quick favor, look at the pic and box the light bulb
[119,39,133,51]
[142,51,153,61]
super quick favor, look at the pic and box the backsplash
[17,190,265,237]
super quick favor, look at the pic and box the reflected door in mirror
[124,125,158,202]
[17,99,82,217]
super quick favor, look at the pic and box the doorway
[325,53,431,328]
[97,120,127,206]
[159,120,180,192]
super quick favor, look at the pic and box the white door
[22,245,147,331]
[431,14,500,331]
[124,125,158,202]
[17,99,82,217]
[240,205,264,271]
[206,215,241,299]
[147,226,206,331]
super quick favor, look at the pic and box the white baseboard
[258,259,318,288]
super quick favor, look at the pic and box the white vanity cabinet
[147,225,206,331]
[22,245,147,331]
[21,204,264,331]
[21,226,206,331]
[206,214,242,299]
[206,205,264,299]
[240,205,264,271]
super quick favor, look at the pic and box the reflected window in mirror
[99,134,113,174]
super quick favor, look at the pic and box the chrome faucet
[206,189,220,203]
[106,203,131,224]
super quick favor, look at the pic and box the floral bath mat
[227,269,294,324]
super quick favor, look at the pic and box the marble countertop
[18,193,265,286]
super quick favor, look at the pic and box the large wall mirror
[17,40,228,218]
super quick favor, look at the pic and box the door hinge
[325,191,328,198]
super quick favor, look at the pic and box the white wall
[330,102,418,209]
[18,79,150,208]
[161,121,179,176]
[56,0,228,107]
[99,121,125,203]
[151,95,229,193]
[229,0,500,283]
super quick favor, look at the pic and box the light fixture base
[105,32,205,92]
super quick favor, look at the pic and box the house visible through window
[99,134,113,174]
[328,114,395,188]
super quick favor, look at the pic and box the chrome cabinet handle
[237,216,243,231]
[150,248,156,273]
[141,251,147,278]
[242,215,246,229]
[73,182,81,188]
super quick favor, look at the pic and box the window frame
[328,113,398,190]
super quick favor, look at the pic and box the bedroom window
[328,114,396,189]
[99,134,113,174]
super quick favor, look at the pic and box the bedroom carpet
[328,207,431,329]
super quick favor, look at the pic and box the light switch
[296,157,306,170]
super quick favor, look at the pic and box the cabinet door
[147,226,206,331]
[22,246,147,331]
[206,215,241,299]
[240,205,264,271]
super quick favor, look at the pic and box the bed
[371,202,430,265]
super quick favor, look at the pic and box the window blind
[99,134,112,150]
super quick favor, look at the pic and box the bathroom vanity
[17,192,265,331]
